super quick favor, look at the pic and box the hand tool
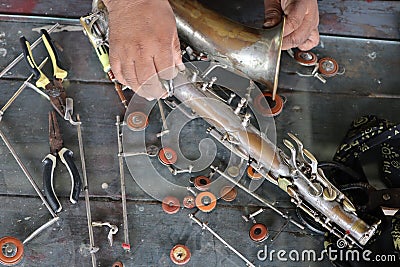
[0,129,57,219]
[20,29,79,125]
[20,29,67,117]
[43,111,82,213]
[0,23,58,79]
[80,14,128,108]
[76,115,98,267]
[0,129,60,252]
[116,116,131,251]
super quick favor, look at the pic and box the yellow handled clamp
[20,29,68,94]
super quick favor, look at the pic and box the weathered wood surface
[0,196,326,267]
[0,1,399,267]
[0,20,399,96]
[1,0,399,40]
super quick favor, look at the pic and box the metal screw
[242,113,251,127]
[234,98,247,115]
[2,243,17,258]
[165,152,173,160]
[208,77,217,88]
[301,52,313,61]
[321,60,335,72]
[227,93,236,104]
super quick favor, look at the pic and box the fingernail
[264,19,276,28]
[177,63,186,72]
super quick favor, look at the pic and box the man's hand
[264,0,319,51]
[104,0,184,100]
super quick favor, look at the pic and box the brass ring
[183,195,196,209]
[247,166,262,180]
[112,261,124,267]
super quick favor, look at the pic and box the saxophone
[81,0,380,248]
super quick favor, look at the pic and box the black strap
[333,115,400,187]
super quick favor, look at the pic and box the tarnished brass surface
[170,0,284,93]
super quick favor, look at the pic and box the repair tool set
[1,0,398,266]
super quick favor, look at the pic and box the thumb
[264,0,283,28]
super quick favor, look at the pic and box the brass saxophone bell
[170,0,284,98]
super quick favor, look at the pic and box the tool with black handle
[20,29,68,116]
[43,111,82,213]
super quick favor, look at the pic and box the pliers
[43,111,82,213]
[20,29,68,118]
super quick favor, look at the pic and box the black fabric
[320,115,400,266]
[333,115,400,187]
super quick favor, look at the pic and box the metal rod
[116,116,131,251]
[210,166,304,230]
[23,217,60,244]
[119,151,148,157]
[24,82,51,100]
[76,115,97,267]
[270,219,289,242]
[189,214,256,267]
[0,129,57,218]
[0,58,49,120]
[0,23,59,79]
[157,99,168,131]
[0,14,79,24]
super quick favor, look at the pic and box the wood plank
[1,79,399,208]
[1,20,399,96]
[0,195,326,267]
[0,0,398,40]
[318,0,400,40]
[279,37,400,96]
[0,3,398,267]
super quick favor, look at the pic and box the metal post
[116,116,131,251]
[76,115,97,267]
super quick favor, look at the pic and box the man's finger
[120,59,139,91]
[154,53,177,80]
[172,31,185,72]
[264,0,283,28]
[135,59,167,99]
[281,13,315,50]
[281,1,308,37]
[298,29,320,51]
[108,47,128,86]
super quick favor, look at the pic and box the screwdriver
[80,14,128,109]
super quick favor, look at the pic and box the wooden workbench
[0,1,399,266]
